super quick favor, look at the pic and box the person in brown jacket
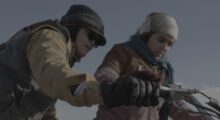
[94,12,204,120]
[0,4,156,120]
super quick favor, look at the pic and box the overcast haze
[1,0,220,119]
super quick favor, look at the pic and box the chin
[156,55,162,60]
[82,52,88,57]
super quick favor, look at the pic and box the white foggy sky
[1,0,219,89]
[0,1,220,119]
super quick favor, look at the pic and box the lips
[155,51,165,57]
[157,51,163,54]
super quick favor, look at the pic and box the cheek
[165,47,170,52]
[148,42,157,52]
[76,38,89,49]
[75,30,90,46]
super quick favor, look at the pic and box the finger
[114,80,128,105]
[136,78,146,107]
[145,81,153,95]
[128,77,140,105]
[151,82,160,97]
[150,95,159,106]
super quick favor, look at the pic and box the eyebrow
[158,35,175,46]
[160,35,166,38]
[158,35,168,41]
[159,35,174,42]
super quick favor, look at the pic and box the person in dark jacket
[0,4,158,120]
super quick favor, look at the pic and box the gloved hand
[100,75,160,108]
[129,70,161,106]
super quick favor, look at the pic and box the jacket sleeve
[95,45,128,82]
[169,99,205,120]
[27,29,103,107]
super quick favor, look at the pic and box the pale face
[147,33,176,59]
[74,28,96,59]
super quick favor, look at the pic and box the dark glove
[100,76,145,108]
[129,70,161,107]
[100,80,120,107]
[141,80,160,107]
[100,75,159,108]
[114,76,146,106]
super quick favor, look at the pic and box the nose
[160,43,169,53]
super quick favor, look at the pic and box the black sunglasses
[88,31,100,46]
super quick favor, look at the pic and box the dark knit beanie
[61,4,106,46]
